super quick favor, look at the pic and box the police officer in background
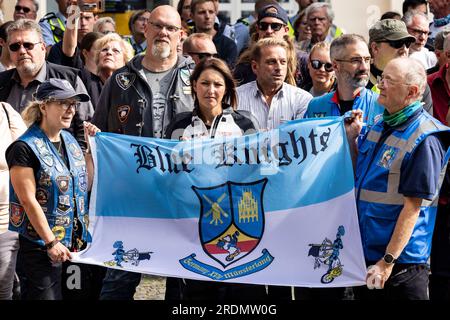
[39,0,70,50]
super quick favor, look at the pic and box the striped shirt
[236,81,313,131]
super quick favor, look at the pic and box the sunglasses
[382,39,412,49]
[9,42,41,52]
[258,22,285,32]
[189,52,219,60]
[310,59,333,72]
[15,5,32,13]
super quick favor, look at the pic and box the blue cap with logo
[35,78,90,102]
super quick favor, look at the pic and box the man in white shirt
[236,37,312,131]
[403,10,437,70]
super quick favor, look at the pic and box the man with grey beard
[304,34,384,134]
[0,19,93,150]
[92,5,194,300]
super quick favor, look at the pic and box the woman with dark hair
[177,0,192,31]
[0,21,14,72]
[126,9,151,55]
[165,58,257,140]
[164,58,264,301]
[78,32,104,110]
[293,10,312,43]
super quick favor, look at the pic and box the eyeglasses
[310,59,333,72]
[381,40,412,49]
[335,56,372,66]
[377,75,411,87]
[8,42,41,52]
[51,100,81,111]
[258,22,285,32]
[188,52,219,60]
[407,27,431,37]
[148,21,181,33]
[15,5,32,13]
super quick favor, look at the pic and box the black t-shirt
[338,99,355,115]
[6,139,68,173]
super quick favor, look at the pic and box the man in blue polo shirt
[346,57,450,300]
[304,34,384,133]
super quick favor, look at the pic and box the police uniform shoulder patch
[117,105,131,123]
[116,72,136,90]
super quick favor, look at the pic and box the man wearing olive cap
[367,19,434,115]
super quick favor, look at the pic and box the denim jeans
[0,231,19,300]
[100,268,141,300]
[16,235,63,300]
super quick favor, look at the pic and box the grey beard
[18,61,40,76]
[151,41,171,59]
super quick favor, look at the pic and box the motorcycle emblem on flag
[180,179,274,280]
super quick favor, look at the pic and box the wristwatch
[45,238,59,250]
[382,253,397,265]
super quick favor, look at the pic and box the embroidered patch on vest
[52,225,66,241]
[40,152,54,167]
[180,69,191,86]
[56,176,70,193]
[377,146,398,169]
[38,170,52,187]
[117,105,131,123]
[57,195,71,213]
[69,143,83,160]
[78,196,85,215]
[10,202,25,227]
[82,212,89,229]
[36,188,49,206]
[34,138,48,154]
[55,215,71,227]
[78,172,87,192]
[116,72,136,90]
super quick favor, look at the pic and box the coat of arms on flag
[180,179,274,280]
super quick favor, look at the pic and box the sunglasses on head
[9,42,41,52]
[189,52,219,60]
[383,39,412,49]
[258,22,285,32]
[310,59,333,72]
[15,5,32,13]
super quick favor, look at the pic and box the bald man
[92,6,195,300]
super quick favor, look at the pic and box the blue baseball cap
[257,3,289,25]
[35,78,90,102]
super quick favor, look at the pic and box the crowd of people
[0,0,449,301]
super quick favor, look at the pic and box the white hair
[305,2,334,22]
[402,10,428,27]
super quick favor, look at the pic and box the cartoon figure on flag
[104,240,153,267]
[180,179,274,280]
[308,225,345,284]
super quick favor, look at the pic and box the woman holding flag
[6,79,100,299]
